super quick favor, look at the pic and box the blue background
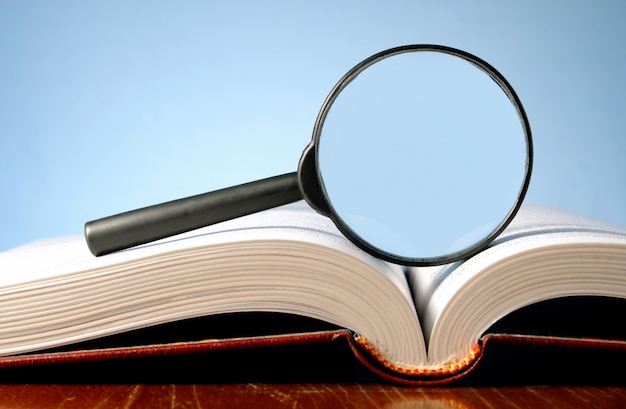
[1,1,625,252]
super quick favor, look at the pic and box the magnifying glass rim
[310,44,533,266]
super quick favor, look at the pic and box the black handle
[85,172,302,256]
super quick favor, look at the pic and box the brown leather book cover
[1,329,625,385]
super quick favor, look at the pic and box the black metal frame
[85,44,532,266]
[306,44,533,266]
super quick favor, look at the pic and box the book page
[407,203,626,344]
[0,201,427,365]
[0,201,412,305]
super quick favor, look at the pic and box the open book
[1,202,625,382]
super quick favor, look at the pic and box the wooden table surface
[0,384,624,408]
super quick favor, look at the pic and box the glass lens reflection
[317,51,527,261]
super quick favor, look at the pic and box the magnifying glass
[85,44,532,266]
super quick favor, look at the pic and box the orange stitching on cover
[355,335,480,376]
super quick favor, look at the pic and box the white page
[0,202,412,306]
[407,203,626,343]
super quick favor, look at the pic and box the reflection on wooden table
[0,384,624,409]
